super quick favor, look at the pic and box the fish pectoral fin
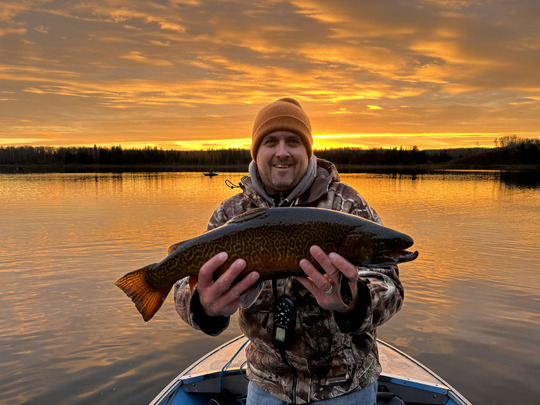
[239,282,263,308]
[227,208,268,224]
[188,275,198,292]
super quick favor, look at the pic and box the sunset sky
[1,0,539,151]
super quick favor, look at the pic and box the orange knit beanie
[251,97,312,160]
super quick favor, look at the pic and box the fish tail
[115,265,171,322]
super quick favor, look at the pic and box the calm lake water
[0,171,538,404]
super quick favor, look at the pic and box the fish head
[338,225,416,265]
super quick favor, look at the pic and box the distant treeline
[317,146,450,166]
[493,135,539,148]
[0,146,251,167]
[0,144,449,166]
[0,137,538,167]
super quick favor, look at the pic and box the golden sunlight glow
[1,1,539,151]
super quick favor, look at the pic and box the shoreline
[1,163,539,174]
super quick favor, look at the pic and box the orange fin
[115,266,171,322]
[189,275,198,292]
[168,240,187,254]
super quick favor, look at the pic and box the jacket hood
[243,156,340,207]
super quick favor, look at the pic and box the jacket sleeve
[334,265,404,334]
[174,277,230,336]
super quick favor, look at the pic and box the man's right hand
[197,252,260,317]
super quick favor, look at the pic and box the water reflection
[336,168,540,190]
[0,171,538,404]
[498,170,539,189]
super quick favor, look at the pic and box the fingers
[299,258,333,293]
[230,271,260,297]
[298,245,359,312]
[197,252,260,317]
[328,252,359,282]
[198,252,229,288]
[210,257,247,296]
[294,275,318,295]
[299,246,335,297]
[299,255,334,296]
[309,245,340,281]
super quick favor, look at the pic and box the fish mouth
[393,249,419,263]
[376,235,413,252]
[366,234,417,265]
[365,250,419,266]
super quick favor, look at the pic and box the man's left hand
[296,245,359,313]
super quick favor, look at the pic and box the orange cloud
[0,1,538,150]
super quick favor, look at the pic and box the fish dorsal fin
[168,240,187,254]
[227,208,268,224]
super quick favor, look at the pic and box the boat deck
[151,335,471,405]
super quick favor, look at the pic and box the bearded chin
[270,174,295,190]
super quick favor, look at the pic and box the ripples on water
[0,171,538,404]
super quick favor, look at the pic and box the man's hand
[196,252,260,317]
[296,245,359,313]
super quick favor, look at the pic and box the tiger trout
[115,207,418,321]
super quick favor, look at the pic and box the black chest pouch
[272,296,297,350]
[271,280,299,403]
[272,279,297,350]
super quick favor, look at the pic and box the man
[174,98,404,404]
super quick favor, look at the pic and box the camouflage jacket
[174,158,404,403]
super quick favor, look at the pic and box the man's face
[255,131,309,194]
